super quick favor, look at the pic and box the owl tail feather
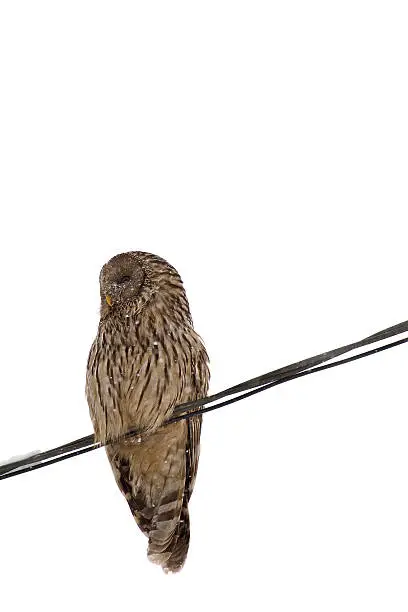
[147,499,190,573]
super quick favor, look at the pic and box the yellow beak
[106,295,112,307]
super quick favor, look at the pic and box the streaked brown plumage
[86,252,209,572]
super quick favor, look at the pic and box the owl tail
[147,492,190,573]
[106,420,194,573]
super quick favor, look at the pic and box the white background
[0,2,407,611]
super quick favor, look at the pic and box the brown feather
[86,252,209,572]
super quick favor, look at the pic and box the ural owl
[86,252,209,572]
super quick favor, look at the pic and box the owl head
[98,251,190,322]
[99,252,145,314]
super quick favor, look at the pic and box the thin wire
[174,319,408,413]
[4,319,407,480]
[169,336,408,422]
[0,332,406,481]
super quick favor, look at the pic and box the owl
[86,252,209,572]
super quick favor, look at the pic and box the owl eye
[118,275,131,284]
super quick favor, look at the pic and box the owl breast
[86,320,206,444]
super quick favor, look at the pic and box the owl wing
[185,347,209,498]
[107,449,153,536]
[161,415,201,571]
[185,414,202,499]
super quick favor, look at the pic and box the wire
[170,336,408,422]
[173,319,408,413]
[0,320,407,481]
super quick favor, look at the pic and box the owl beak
[106,295,113,307]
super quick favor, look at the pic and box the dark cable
[174,319,408,413]
[170,336,408,422]
[0,325,406,481]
